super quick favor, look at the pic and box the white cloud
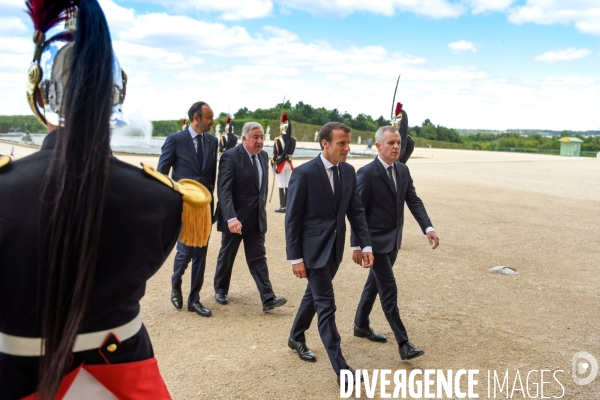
[112,41,188,70]
[117,0,273,21]
[448,40,477,53]
[508,0,600,35]
[534,47,591,63]
[0,17,28,33]
[465,0,514,14]
[274,0,466,19]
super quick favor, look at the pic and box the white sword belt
[0,311,142,357]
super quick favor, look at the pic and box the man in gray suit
[351,125,439,360]
[158,101,218,317]
[213,122,287,312]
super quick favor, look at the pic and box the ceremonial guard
[219,116,238,154]
[270,113,296,213]
[0,1,211,398]
[394,102,415,164]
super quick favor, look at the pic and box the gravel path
[3,142,599,399]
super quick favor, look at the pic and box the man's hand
[352,249,363,266]
[292,262,307,279]
[362,251,374,269]
[228,219,242,235]
[427,231,439,249]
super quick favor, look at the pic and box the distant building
[558,137,583,157]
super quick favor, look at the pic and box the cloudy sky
[1,0,599,130]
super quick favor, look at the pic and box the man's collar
[377,155,394,169]
[243,145,256,158]
[188,124,202,138]
[320,152,336,168]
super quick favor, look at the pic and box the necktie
[331,165,341,206]
[196,135,204,174]
[387,166,396,194]
[251,155,260,188]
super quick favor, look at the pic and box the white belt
[0,312,142,357]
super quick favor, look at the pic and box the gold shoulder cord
[0,155,11,169]
[141,163,212,247]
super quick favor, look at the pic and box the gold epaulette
[0,155,11,169]
[141,163,212,247]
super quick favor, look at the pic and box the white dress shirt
[291,153,371,265]
[188,124,203,153]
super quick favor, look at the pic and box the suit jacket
[216,145,269,233]
[351,157,432,254]
[157,127,218,217]
[285,155,371,269]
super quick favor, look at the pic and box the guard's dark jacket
[0,130,182,399]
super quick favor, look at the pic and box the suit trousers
[290,247,349,374]
[214,208,275,304]
[172,240,208,304]
[354,250,409,345]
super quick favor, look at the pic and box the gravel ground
[3,142,599,399]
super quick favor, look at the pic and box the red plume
[395,102,403,117]
[226,117,231,124]
[281,113,288,123]
[26,0,75,33]
[182,119,187,125]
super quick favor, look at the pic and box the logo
[572,352,598,386]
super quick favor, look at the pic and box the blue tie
[196,134,204,174]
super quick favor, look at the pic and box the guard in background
[219,116,238,155]
[394,102,415,164]
[270,113,296,213]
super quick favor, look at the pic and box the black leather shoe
[171,287,183,310]
[354,325,387,342]
[288,338,316,362]
[399,341,424,360]
[338,367,360,390]
[215,293,229,305]
[274,207,286,213]
[263,297,287,312]
[187,301,212,317]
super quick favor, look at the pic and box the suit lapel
[394,162,403,203]
[184,128,201,171]
[315,156,337,212]
[260,151,268,192]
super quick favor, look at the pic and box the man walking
[285,122,373,387]
[213,122,287,311]
[158,101,218,317]
[351,125,439,361]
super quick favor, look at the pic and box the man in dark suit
[213,122,287,312]
[351,126,439,361]
[285,122,373,386]
[157,101,218,317]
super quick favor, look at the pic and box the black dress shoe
[274,207,286,213]
[338,367,360,390]
[399,341,424,360]
[353,325,387,342]
[187,301,212,317]
[287,338,316,362]
[171,287,183,310]
[263,297,287,312]
[215,293,229,305]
